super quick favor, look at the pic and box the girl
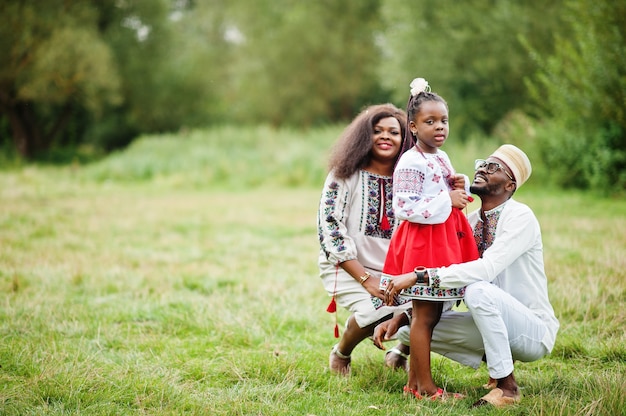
[318,103,414,375]
[382,78,479,399]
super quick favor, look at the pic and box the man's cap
[490,144,532,188]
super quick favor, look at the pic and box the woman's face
[370,116,402,164]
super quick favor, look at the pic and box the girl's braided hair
[405,90,448,144]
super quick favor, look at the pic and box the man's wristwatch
[359,271,371,285]
[414,266,428,285]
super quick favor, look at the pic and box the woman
[318,103,413,375]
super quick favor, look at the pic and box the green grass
[0,127,625,415]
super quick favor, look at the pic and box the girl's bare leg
[407,300,443,395]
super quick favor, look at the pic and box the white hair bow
[409,78,431,96]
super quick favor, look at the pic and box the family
[317,78,559,408]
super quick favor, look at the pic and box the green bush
[524,0,626,194]
[532,120,626,194]
[79,125,340,189]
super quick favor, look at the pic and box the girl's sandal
[403,386,465,401]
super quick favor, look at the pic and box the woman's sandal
[384,347,409,371]
[328,345,351,376]
[403,386,465,401]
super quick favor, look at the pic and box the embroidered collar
[478,200,508,222]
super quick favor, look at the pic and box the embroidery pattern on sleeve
[395,169,425,195]
[321,181,347,253]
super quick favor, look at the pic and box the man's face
[470,157,516,196]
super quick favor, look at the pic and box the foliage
[0,1,121,157]
[0,0,624,193]
[227,0,388,126]
[0,0,231,156]
[378,0,568,138]
[524,0,626,193]
[98,0,230,136]
[76,0,237,150]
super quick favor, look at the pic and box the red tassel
[328,266,340,338]
[380,215,390,231]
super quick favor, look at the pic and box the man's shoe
[472,387,521,408]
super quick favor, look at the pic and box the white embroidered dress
[318,169,410,327]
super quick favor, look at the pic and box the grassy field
[0,128,625,415]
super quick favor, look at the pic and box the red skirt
[383,208,479,274]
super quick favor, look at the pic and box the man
[373,144,559,408]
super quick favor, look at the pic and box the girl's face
[370,116,402,164]
[409,100,449,153]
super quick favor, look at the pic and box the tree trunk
[3,101,72,159]
[46,103,74,147]
[8,102,43,159]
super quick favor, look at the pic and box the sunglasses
[474,159,515,182]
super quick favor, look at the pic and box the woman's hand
[383,274,417,305]
[365,276,384,299]
[339,259,385,299]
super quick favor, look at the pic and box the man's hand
[372,312,409,350]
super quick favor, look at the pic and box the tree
[0,0,231,157]
[0,1,121,158]
[378,0,567,138]
[525,0,626,192]
[98,1,219,132]
[226,0,387,126]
